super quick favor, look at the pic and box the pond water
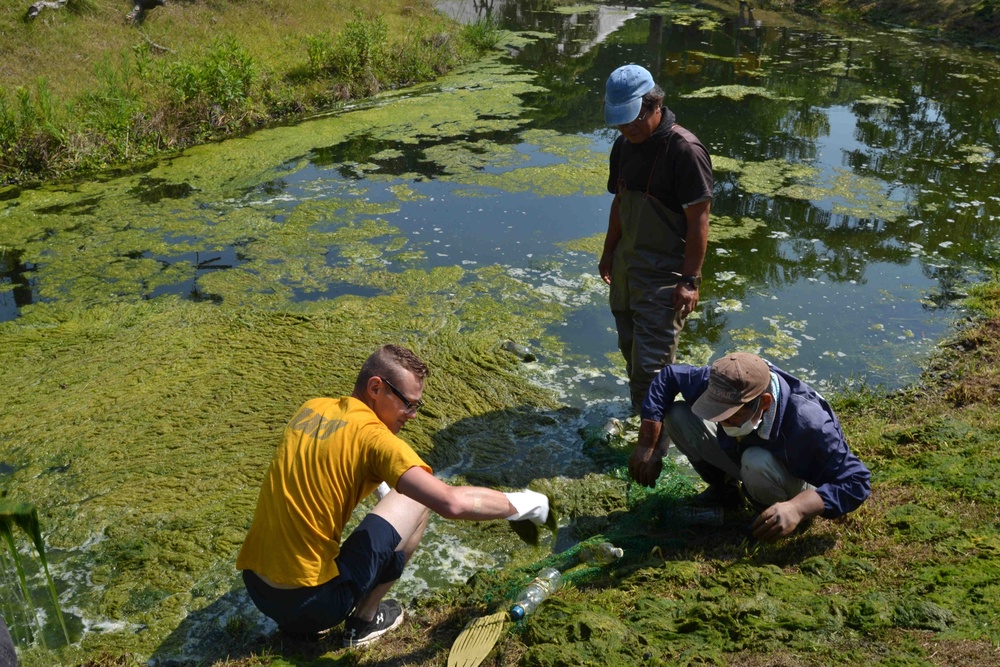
[2,0,999,661]
[2,3,997,394]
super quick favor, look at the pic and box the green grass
[0,0,498,184]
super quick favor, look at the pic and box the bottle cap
[509,605,526,621]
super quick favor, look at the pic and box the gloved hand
[504,490,550,526]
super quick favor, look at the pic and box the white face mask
[722,413,762,437]
[721,398,764,437]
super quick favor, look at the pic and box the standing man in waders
[600,64,714,416]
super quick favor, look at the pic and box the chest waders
[609,155,689,410]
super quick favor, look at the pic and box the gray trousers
[612,284,685,410]
[659,401,812,505]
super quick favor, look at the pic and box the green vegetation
[4,272,1000,666]
[2,0,999,664]
[0,0,502,184]
[0,497,69,646]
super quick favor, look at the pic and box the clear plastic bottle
[509,567,562,621]
[579,541,624,565]
[601,418,624,441]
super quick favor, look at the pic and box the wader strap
[616,139,668,210]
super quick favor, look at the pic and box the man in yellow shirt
[237,344,549,647]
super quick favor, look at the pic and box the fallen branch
[139,28,174,54]
[26,0,67,19]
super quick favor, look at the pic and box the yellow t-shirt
[236,396,431,587]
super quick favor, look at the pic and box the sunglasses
[379,377,425,414]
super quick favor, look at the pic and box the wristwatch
[680,275,702,289]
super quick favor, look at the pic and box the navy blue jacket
[642,362,871,518]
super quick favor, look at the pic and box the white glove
[504,490,549,526]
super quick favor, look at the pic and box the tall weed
[389,25,462,85]
[306,13,467,97]
[0,89,15,150]
[462,16,502,52]
[71,52,163,168]
[327,11,389,97]
[77,55,142,139]
[0,497,70,646]
[167,37,258,113]
[305,32,336,77]
[0,81,67,181]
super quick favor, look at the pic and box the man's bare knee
[371,489,430,542]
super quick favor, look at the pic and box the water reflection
[0,248,32,320]
[486,0,1000,387]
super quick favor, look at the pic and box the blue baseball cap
[604,65,655,126]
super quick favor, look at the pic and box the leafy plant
[462,16,502,53]
[328,11,389,96]
[0,496,70,646]
[304,32,336,77]
[74,54,146,166]
[0,81,68,180]
[167,37,258,112]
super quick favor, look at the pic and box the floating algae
[854,95,906,107]
[682,85,801,102]
[736,159,820,198]
[552,4,600,15]
[829,169,908,221]
[958,143,995,165]
[0,55,615,663]
[646,5,723,31]
[0,284,569,661]
[708,215,767,242]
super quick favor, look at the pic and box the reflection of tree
[511,2,1000,303]
[473,0,496,20]
[378,0,997,309]
[0,248,33,319]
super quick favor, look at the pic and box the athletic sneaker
[342,599,404,648]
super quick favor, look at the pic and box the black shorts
[242,513,405,634]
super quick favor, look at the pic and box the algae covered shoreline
[5,286,1000,667]
[4,287,1000,667]
[256,287,1000,667]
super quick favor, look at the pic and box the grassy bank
[0,0,498,184]
[3,0,998,186]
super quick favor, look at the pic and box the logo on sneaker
[341,599,404,647]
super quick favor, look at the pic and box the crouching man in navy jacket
[629,351,870,541]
